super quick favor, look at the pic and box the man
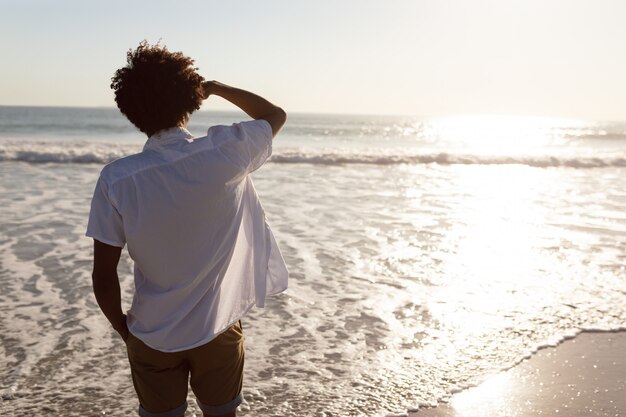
[86,41,288,417]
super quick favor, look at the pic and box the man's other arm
[91,239,128,341]
[203,81,286,136]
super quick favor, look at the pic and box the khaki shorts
[125,322,244,417]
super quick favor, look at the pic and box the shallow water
[0,109,625,416]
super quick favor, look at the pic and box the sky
[1,0,625,121]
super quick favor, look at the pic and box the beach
[414,331,626,417]
[0,107,625,416]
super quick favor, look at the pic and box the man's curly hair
[111,41,205,137]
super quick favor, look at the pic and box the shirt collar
[143,126,195,151]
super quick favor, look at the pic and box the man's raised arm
[203,81,286,136]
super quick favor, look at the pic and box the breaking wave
[270,151,626,168]
[1,141,625,168]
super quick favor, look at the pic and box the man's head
[110,41,205,137]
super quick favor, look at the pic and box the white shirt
[86,120,288,352]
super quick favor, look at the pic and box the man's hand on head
[202,80,222,99]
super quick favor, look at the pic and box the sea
[0,105,625,416]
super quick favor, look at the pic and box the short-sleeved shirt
[86,120,288,352]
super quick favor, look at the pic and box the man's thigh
[126,333,189,416]
[188,322,245,416]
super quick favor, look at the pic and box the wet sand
[412,331,626,417]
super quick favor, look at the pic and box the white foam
[1,141,625,168]
[0,140,140,164]
[271,151,626,168]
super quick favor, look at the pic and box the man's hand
[202,80,221,99]
[201,80,286,136]
[114,314,130,341]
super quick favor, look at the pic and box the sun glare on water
[421,117,573,331]
[373,115,594,389]
[427,164,556,331]
[420,116,581,336]
[428,114,578,155]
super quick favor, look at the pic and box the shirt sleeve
[85,176,126,248]
[213,119,273,175]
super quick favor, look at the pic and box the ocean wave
[1,142,625,168]
[271,152,626,168]
[0,142,140,164]
[563,132,626,141]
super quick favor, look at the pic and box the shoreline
[411,330,626,417]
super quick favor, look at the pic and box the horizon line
[0,103,624,124]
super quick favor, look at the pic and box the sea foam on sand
[413,331,626,417]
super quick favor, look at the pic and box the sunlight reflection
[427,164,556,337]
[429,114,576,155]
[449,372,517,416]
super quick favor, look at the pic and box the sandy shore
[412,331,626,417]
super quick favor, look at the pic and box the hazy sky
[1,0,625,120]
